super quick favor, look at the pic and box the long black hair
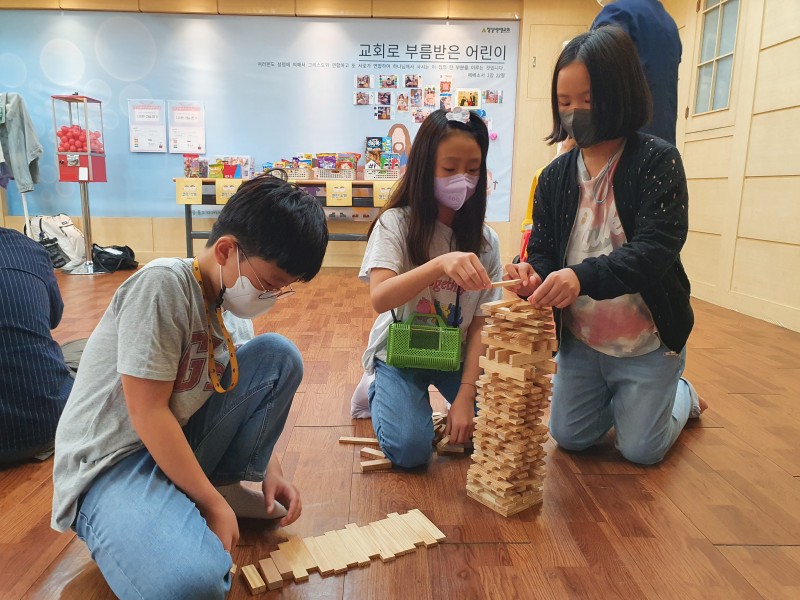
[370,109,490,267]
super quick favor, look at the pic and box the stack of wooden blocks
[239,509,445,594]
[466,298,557,517]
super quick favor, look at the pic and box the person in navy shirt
[0,227,72,463]
[593,0,682,145]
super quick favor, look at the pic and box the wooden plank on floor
[257,558,284,591]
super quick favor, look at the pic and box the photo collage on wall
[354,71,500,123]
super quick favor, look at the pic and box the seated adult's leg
[184,333,303,485]
[369,360,435,468]
[606,346,695,465]
[549,331,614,451]
[75,449,231,600]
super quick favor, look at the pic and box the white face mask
[219,253,277,319]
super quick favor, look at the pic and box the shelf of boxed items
[174,178,397,258]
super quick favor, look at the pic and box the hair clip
[446,107,470,124]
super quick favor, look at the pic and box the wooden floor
[2,267,800,599]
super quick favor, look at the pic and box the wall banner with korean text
[0,11,519,221]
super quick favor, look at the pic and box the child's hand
[263,471,302,527]
[203,496,240,552]
[504,262,542,298]
[438,252,492,291]
[445,395,475,445]
[529,268,580,308]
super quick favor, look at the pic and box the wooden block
[479,356,531,382]
[436,435,451,450]
[339,436,380,446]
[495,349,512,363]
[360,522,397,561]
[324,530,358,569]
[398,511,438,547]
[268,549,295,581]
[230,564,237,575]
[387,512,426,547]
[360,446,385,459]
[437,444,466,456]
[276,536,313,581]
[407,509,447,542]
[372,519,413,555]
[241,564,267,594]
[315,534,348,574]
[481,298,519,310]
[335,528,371,566]
[345,523,382,559]
[378,517,417,553]
[508,351,552,367]
[302,535,335,576]
[490,278,522,288]
[289,537,318,573]
[257,558,284,591]
[361,458,393,472]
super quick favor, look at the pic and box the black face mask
[560,108,599,148]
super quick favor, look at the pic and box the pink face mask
[434,173,479,211]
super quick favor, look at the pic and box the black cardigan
[526,133,693,352]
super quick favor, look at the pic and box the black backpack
[92,244,139,273]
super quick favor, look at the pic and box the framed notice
[128,99,166,153]
[168,101,206,154]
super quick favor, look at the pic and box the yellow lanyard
[192,258,239,393]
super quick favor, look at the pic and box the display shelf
[174,178,395,257]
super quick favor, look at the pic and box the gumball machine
[51,94,106,275]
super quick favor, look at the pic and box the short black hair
[207,174,328,281]
[546,26,652,144]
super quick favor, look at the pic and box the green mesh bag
[386,313,462,371]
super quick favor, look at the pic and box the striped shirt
[0,227,72,455]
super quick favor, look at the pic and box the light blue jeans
[549,330,696,465]
[369,359,464,468]
[74,334,303,600]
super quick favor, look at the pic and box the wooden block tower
[466,298,557,517]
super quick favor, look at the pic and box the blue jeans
[549,331,695,465]
[369,359,463,468]
[74,334,303,600]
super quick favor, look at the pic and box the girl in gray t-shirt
[356,108,502,469]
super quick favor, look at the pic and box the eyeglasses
[240,248,296,301]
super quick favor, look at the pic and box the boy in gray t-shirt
[51,175,328,599]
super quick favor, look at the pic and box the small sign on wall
[175,178,202,204]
